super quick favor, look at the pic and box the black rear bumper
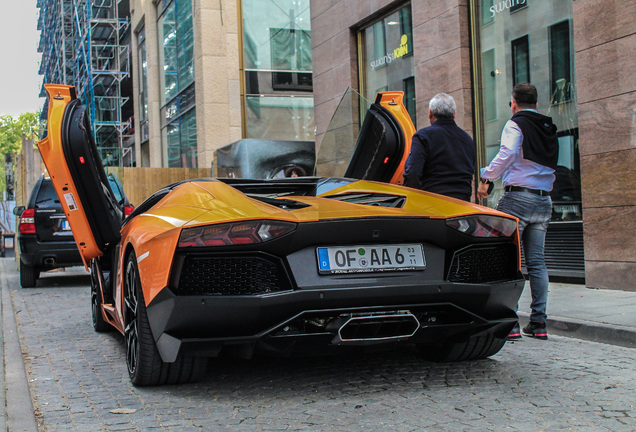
[18,235,82,268]
[146,277,524,362]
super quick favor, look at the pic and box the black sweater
[403,118,475,201]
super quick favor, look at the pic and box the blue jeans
[497,191,552,323]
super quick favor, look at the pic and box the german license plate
[317,244,426,274]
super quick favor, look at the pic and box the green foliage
[0,112,42,198]
[0,112,42,155]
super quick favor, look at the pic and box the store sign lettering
[370,35,409,71]
[490,0,526,17]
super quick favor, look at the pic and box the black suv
[15,175,83,287]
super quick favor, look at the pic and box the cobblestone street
[1,263,634,431]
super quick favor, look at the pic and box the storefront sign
[490,0,526,17]
[370,35,409,70]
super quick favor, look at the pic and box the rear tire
[90,259,111,332]
[20,261,39,288]
[418,333,506,362]
[124,252,207,386]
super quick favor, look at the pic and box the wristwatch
[480,178,492,184]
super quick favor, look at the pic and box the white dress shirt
[481,110,556,191]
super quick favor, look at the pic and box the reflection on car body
[38,84,524,386]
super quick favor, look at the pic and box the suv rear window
[34,180,62,209]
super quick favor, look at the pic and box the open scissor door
[344,91,416,185]
[38,84,122,264]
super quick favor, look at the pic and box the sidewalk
[517,282,636,348]
[1,258,39,432]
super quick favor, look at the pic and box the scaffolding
[37,0,134,166]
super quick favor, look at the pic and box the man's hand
[477,181,491,199]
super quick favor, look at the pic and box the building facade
[129,0,314,170]
[310,0,636,291]
[127,0,635,290]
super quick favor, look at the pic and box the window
[137,26,149,143]
[158,2,178,105]
[241,0,314,141]
[359,4,414,122]
[158,0,194,106]
[482,49,497,121]
[399,7,413,56]
[509,0,528,13]
[270,28,312,91]
[372,22,386,63]
[245,96,314,140]
[403,76,416,126]
[511,35,530,85]
[550,20,572,104]
[176,0,195,91]
[157,0,197,167]
[481,0,494,25]
[165,109,198,168]
[473,0,581,223]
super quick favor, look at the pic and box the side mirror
[13,206,25,216]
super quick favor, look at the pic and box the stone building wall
[574,0,636,290]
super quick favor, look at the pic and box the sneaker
[507,323,522,340]
[522,321,548,340]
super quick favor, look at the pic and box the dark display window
[473,1,581,223]
[358,4,415,125]
[511,35,530,86]
[550,20,572,104]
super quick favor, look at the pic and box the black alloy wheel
[124,254,142,382]
[90,258,111,332]
[123,252,207,386]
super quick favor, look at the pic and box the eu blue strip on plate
[317,248,330,271]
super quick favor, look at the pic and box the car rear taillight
[178,220,296,247]
[19,208,36,234]
[446,215,517,237]
[124,205,134,216]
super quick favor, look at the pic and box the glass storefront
[157,0,197,167]
[165,108,198,168]
[358,4,415,126]
[473,0,581,222]
[241,0,314,141]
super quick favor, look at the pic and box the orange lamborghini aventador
[38,84,524,386]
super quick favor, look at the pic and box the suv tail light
[19,208,36,234]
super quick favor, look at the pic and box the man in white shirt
[478,82,559,341]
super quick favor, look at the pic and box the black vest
[511,111,559,170]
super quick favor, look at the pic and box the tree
[0,112,42,198]
[0,112,42,154]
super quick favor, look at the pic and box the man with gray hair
[403,93,475,201]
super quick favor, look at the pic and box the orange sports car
[38,84,524,386]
